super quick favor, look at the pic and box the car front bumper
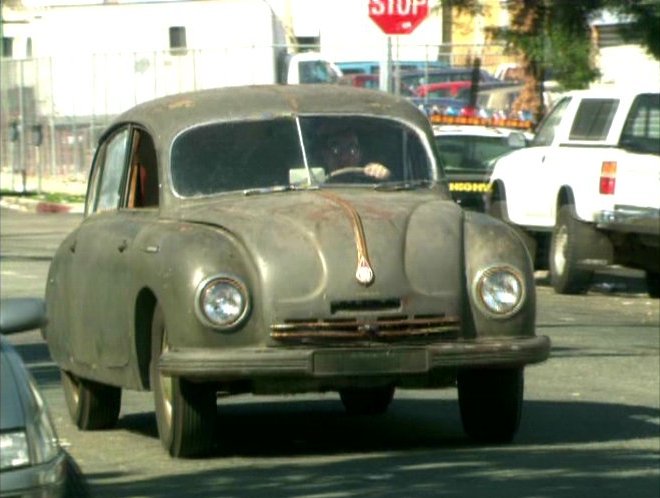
[159,336,551,381]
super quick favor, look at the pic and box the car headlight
[0,384,59,470]
[195,274,250,329]
[0,431,30,469]
[474,266,525,318]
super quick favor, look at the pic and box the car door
[516,96,573,226]
[69,126,155,369]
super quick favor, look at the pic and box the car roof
[108,84,429,144]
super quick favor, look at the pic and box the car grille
[270,314,460,344]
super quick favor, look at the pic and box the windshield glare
[171,116,434,197]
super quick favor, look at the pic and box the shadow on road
[80,397,660,498]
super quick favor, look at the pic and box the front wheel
[458,368,523,443]
[150,305,216,458]
[339,386,395,415]
[61,370,121,430]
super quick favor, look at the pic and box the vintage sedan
[44,85,550,458]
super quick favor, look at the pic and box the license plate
[313,348,428,375]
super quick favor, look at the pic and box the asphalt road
[1,208,659,498]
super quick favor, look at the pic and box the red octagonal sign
[369,0,429,35]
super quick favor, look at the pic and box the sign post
[368,0,430,94]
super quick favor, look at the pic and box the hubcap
[553,225,568,275]
[70,373,80,406]
[158,330,173,427]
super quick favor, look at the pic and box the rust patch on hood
[316,190,375,286]
[167,98,195,110]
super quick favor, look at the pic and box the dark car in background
[43,85,550,458]
[432,115,531,211]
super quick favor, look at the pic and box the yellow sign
[449,182,491,193]
[430,114,533,130]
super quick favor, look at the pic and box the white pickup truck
[487,87,660,297]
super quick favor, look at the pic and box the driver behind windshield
[319,128,391,180]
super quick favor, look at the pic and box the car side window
[94,128,130,212]
[569,98,619,141]
[620,93,660,155]
[532,96,571,147]
[126,129,159,208]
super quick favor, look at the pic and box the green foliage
[41,192,86,204]
[442,0,658,91]
[603,0,660,59]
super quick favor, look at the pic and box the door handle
[117,240,128,253]
[69,241,76,253]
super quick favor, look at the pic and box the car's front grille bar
[270,315,460,343]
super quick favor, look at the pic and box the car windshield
[435,134,518,172]
[170,116,434,197]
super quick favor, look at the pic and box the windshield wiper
[242,184,318,196]
[373,179,435,191]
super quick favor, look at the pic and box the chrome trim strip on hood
[316,190,375,286]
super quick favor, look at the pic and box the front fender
[132,222,262,349]
[463,211,536,338]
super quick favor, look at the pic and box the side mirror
[0,298,46,335]
[507,132,527,149]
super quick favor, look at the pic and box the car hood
[176,189,465,319]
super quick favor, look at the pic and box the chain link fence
[0,43,515,193]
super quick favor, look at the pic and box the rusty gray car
[43,85,550,457]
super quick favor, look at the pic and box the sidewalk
[0,170,86,214]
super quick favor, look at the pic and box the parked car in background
[415,80,473,98]
[488,87,660,296]
[432,115,531,211]
[0,298,88,498]
[43,85,550,458]
[336,60,449,75]
[339,72,415,96]
[400,67,500,94]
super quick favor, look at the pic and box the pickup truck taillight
[599,161,617,195]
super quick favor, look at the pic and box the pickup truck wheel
[646,271,660,298]
[339,386,395,415]
[550,205,594,294]
[458,368,523,443]
[61,370,121,430]
[150,305,216,457]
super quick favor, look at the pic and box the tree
[434,0,660,122]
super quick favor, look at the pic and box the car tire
[61,370,121,430]
[339,385,395,415]
[150,304,216,458]
[646,271,660,298]
[458,368,523,443]
[549,205,595,295]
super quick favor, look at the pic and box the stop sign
[369,0,429,35]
